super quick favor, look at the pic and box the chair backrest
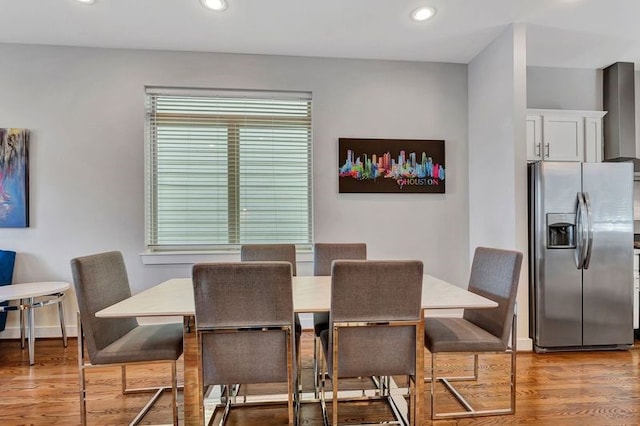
[193,261,294,385]
[0,249,16,331]
[0,249,16,286]
[463,247,523,347]
[329,260,423,377]
[70,251,138,364]
[241,244,297,276]
[313,243,366,276]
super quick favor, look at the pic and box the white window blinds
[145,88,313,250]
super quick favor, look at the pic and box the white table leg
[20,299,25,349]
[27,297,35,366]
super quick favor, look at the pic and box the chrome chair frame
[76,313,180,426]
[425,246,521,420]
[193,261,299,425]
[72,251,183,426]
[197,325,298,425]
[318,259,423,425]
[428,310,517,419]
[319,319,423,426]
[239,244,302,393]
[311,243,367,398]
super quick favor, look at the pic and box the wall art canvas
[0,128,29,227]
[338,138,445,193]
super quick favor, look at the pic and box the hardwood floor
[1,332,640,425]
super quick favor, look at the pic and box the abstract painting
[0,128,29,227]
[338,138,445,193]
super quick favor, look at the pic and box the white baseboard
[0,325,78,339]
[517,337,533,352]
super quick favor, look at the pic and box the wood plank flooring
[1,332,639,425]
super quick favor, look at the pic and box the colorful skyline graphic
[338,138,445,194]
[339,149,445,184]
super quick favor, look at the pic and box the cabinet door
[542,115,584,162]
[584,116,603,163]
[526,115,543,161]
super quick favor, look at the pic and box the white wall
[468,24,530,349]
[0,43,469,338]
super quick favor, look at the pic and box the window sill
[140,250,314,265]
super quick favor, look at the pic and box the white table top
[96,275,497,318]
[0,281,71,302]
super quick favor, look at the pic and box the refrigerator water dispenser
[547,213,576,248]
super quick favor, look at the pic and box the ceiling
[1,0,639,69]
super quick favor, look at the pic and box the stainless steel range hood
[603,62,640,171]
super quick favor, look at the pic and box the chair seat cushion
[92,322,183,365]
[425,317,506,353]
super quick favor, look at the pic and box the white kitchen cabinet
[526,109,607,163]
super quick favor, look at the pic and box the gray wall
[468,24,529,349]
[527,67,640,152]
[527,66,602,111]
[0,43,470,337]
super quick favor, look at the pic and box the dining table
[0,281,70,366]
[96,274,497,425]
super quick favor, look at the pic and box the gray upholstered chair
[70,251,183,426]
[319,260,423,425]
[241,244,297,276]
[193,261,298,425]
[312,243,366,396]
[424,246,523,419]
[240,244,301,334]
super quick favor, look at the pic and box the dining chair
[193,261,298,425]
[0,249,16,332]
[424,246,522,419]
[241,244,297,276]
[70,251,183,426]
[312,243,366,396]
[240,244,301,337]
[319,259,424,425]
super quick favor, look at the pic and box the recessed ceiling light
[411,6,436,22]
[75,0,95,4]
[201,0,228,11]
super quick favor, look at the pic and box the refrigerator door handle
[575,192,588,269]
[582,192,594,269]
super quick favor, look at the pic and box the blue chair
[0,250,16,332]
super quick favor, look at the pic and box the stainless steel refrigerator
[528,161,634,352]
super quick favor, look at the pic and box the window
[145,88,312,251]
